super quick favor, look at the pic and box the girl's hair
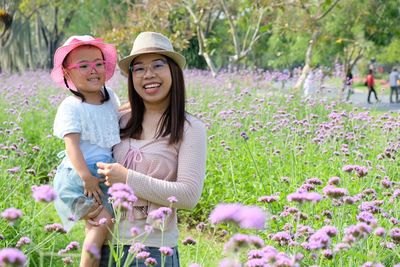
[62,45,110,103]
[120,56,186,144]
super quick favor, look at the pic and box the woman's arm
[98,119,207,209]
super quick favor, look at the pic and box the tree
[0,0,79,72]
[182,0,221,76]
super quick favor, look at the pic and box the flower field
[0,69,399,266]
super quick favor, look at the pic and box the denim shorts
[53,155,114,231]
[99,245,180,267]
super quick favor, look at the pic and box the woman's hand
[97,162,128,186]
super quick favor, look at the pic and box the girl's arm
[64,133,104,205]
[97,119,207,209]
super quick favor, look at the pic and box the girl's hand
[96,162,128,186]
[82,175,104,204]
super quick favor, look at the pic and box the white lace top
[54,88,121,165]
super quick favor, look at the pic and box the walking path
[347,88,400,112]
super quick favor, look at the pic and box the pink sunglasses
[66,60,107,74]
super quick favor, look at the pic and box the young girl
[51,35,120,267]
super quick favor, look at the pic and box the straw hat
[118,32,186,75]
[51,35,117,91]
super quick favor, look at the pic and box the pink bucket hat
[51,35,117,91]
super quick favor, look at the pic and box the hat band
[133,47,170,54]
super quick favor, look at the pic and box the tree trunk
[294,30,319,91]
[0,13,34,72]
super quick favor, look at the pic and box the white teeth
[144,83,160,89]
[88,78,99,81]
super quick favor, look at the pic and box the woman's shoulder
[118,107,132,126]
[184,114,206,133]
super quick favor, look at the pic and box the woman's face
[131,53,172,110]
[64,46,106,95]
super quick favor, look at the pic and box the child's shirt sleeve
[53,97,81,139]
[107,88,121,110]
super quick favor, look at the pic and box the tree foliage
[1,0,399,74]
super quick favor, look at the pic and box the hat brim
[51,40,117,90]
[118,50,186,76]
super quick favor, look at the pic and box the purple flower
[273,252,296,266]
[343,223,372,243]
[390,228,400,243]
[248,235,265,248]
[328,177,340,185]
[148,207,172,225]
[15,237,31,248]
[320,226,338,237]
[303,231,331,250]
[7,166,21,174]
[240,131,249,140]
[62,257,73,265]
[144,257,157,266]
[108,183,138,211]
[236,206,267,230]
[167,196,178,203]
[182,236,197,245]
[247,250,265,259]
[0,248,27,267]
[223,234,259,253]
[356,211,377,226]
[1,208,23,225]
[342,165,369,177]
[31,185,57,202]
[245,258,267,267]
[136,251,150,260]
[334,242,351,253]
[129,243,146,254]
[258,195,279,203]
[271,231,292,246]
[287,192,322,203]
[209,204,241,224]
[374,227,385,237]
[323,249,333,260]
[323,185,348,199]
[130,227,140,237]
[209,203,266,230]
[44,223,66,233]
[64,241,79,253]
[84,244,100,260]
[159,246,173,256]
[306,178,322,185]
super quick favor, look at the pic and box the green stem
[243,139,268,194]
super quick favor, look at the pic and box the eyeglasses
[66,60,106,75]
[130,59,168,78]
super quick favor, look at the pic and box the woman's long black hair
[120,56,186,144]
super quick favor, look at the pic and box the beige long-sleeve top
[112,114,206,247]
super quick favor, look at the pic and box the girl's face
[64,46,106,96]
[131,53,172,110]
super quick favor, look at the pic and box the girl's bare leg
[80,208,113,267]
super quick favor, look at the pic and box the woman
[97,32,207,267]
